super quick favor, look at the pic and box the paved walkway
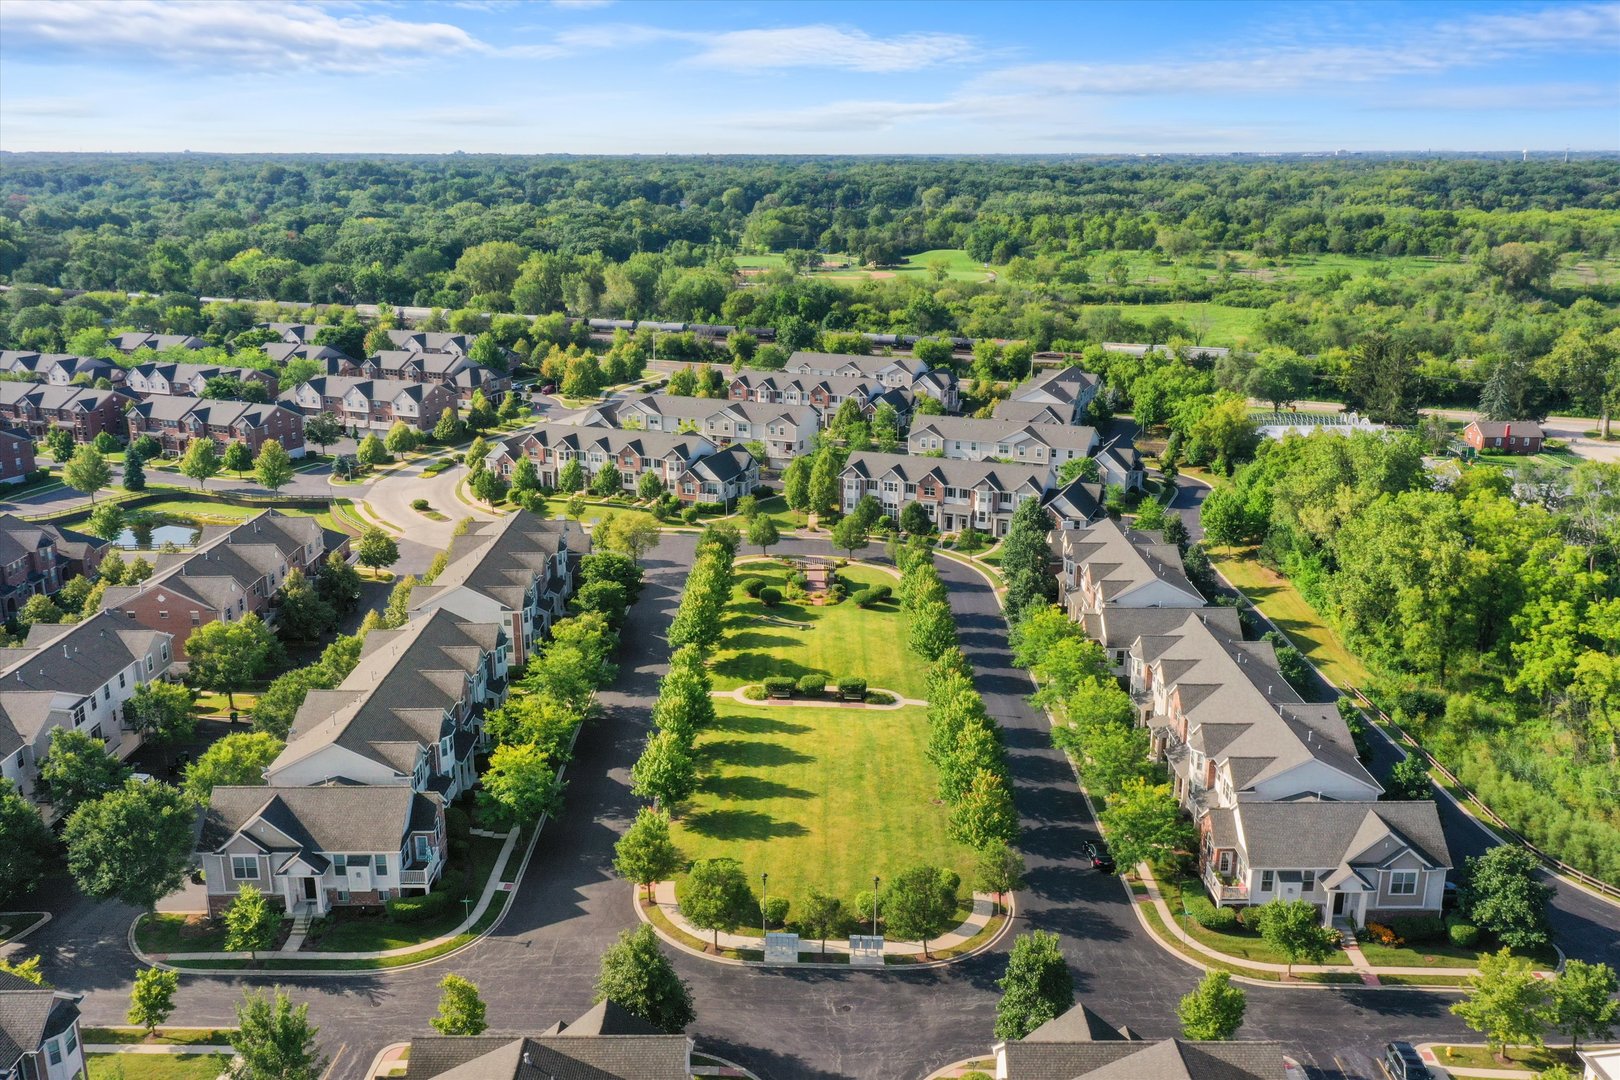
[647,881,998,960]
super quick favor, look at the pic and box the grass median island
[669,700,976,912]
[88,1053,228,1080]
[710,561,923,699]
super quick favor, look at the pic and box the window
[1301,870,1316,892]
[47,1039,62,1066]
[65,1027,77,1054]
[231,856,259,880]
[415,835,432,860]
[119,672,126,688]
[103,685,110,701]
[374,854,388,875]
[334,854,347,873]
[1389,870,1418,896]
[1260,870,1275,892]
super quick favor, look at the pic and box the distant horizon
[3,149,1618,159]
[2,0,1616,155]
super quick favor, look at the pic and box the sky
[1,0,1617,154]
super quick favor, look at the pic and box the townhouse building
[101,510,343,654]
[404,1001,694,1079]
[988,399,1072,427]
[0,383,131,442]
[385,330,472,355]
[0,514,111,618]
[199,784,446,917]
[1096,437,1147,491]
[994,365,1100,425]
[1056,518,1205,620]
[361,350,510,405]
[0,611,174,814]
[264,609,510,800]
[1206,800,1452,930]
[785,350,959,410]
[283,375,456,434]
[675,447,760,507]
[839,451,1053,536]
[107,332,207,354]
[263,342,360,372]
[484,424,717,495]
[0,351,121,388]
[0,430,36,485]
[989,1002,1284,1080]
[126,361,278,400]
[0,969,86,1080]
[908,415,1098,467]
[604,394,818,466]
[725,372,911,425]
[409,514,587,666]
[1042,477,1107,530]
[125,397,306,457]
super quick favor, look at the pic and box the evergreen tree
[122,449,147,491]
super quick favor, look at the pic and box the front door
[303,877,317,901]
[1332,891,1346,916]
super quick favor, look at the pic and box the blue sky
[1,0,1616,153]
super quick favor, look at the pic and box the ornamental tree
[178,436,222,489]
[995,930,1075,1040]
[1178,970,1246,1040]
[593,925,695,1033]
[880,865,960,957]
[680,857,754,953]
[1452,948,1552,1063]
[223,884,281,961]
[254,439,294,493]
[127,968,179,1035]
[63,444,112,503]
[229,988,328,1080]
[613,807,683,903]
[430,974,489,1036]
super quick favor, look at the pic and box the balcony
[1202,863,1248,904]
[399,848,443,887]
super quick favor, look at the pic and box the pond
[113,520,203,550]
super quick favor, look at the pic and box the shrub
[386,891,451,924]
[694,501,724,515]
[789,570,809,588]
[783,581,806,602]
[1389,914,1445,943]
[758,586,782,607]
[1447,921,1480,948]
[852,587,878,608]
[761,896,790,929]
[837,677,867,701]
[443,806,472,853]
[740,577,767,597]
[411,498,430,511]
[865,690,895,705]
[762,676,795,698]
[742,685,768,701]
[1363,922,1404,947]
[681,507,700,524]
[796,673,827,695]
[1187,894,1239,931]
[828,583,846,603]
[866,584,892,603]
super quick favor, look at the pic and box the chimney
[1504,423,1512,439]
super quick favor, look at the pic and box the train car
[690,324,737,338]
[949,336,974,349]
[864,333,899,347]
[744,326,777,342]
[641,321,687,333]
[897,335,921,348]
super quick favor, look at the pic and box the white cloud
[0,0,557,71]
[989,2,1620,98]
[1369,83,1619,112]
[555,22,975,72]
[3,96,101,118]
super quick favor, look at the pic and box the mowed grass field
[1207,545,1370,689]
[669,700,975,909]
[710,561,926,699]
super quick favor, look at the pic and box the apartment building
[100,510,342,654]
[839,451,1053,536]
[125,397,306,458]
[725,372,911,425]
[485,424,717,494]
[360,350,510,405]
[0,383,131,442]
[0,514,110,618]
[0,430,37,486]
[263,342,360,372]
[785,350,959,410]
[107,332,207,354]
[993,365,1100,425]
[603,394,819,466]
[199,784,446,917]
[1056,518,1205,619]
[908,415,1098,467]
[0,611,174,813]
[264,609,511,800]
[409,514,587,666]
[0,970,86,1080]
[283,376,456,434]
[126,362,278,400]
[675,447,760,507]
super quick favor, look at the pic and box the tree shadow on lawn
[684,808,810,840]
[711,653,819,683]
[699,774,816,801]
[710,711,812,736]
[715,631,804,652]
[699,740,816,768]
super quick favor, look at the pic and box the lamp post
[761,872,769,939]
[872,875,880,935]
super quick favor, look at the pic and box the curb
[0,911,51,945]
[633,884,1015,972]
[362,1041,411,1080]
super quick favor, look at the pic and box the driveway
[12,532,1488,1080]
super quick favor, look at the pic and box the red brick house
[0,429,36,485]
[1464,419,1544,454]
[0,384,131,442]
[125,398,306,458]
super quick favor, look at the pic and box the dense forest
[2,154,1618,417]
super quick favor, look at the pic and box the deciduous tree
[186,613,276,711]
[224,884,281,961]
[1452,949,1552,1063]
[680,857,754,952]
[63,444,111,503]
[593,925,695,1033]
[0,779,56,908]
[178,436,222,489]
[253,439,294,493]
[613,807,683,903]
[995,930,1074,1040]
[430,974,489,1036]
[184,732,283,799]
[880,865,960,957]
[229,988,328,1080]
[63,778,196,909]
[1178,970,1246,1040]
[127,968,179,1035]
[39,727,130,817]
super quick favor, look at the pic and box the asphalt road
[11,532,1538,1080]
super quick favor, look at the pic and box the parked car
[1381,1041,1430,1080]
[1083,842,1115,873]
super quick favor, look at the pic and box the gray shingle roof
[490,424,714,468]
[1469,419,1545,439]
[1060,518,1202,606]
[841,450,1053,494]
[0,609,167,698]
[1007,1038,1285,1080]
[0,973,77,1071]
[410,514,584,615]
[201,784,437,855]
[1234,800,1451,872]
[993,399,1078,425]
[910,415,1099,454]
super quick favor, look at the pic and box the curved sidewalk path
[644,881,1001,962]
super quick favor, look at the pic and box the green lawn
[134,912,244,954]
[1079,301,1264,346]
[1207,544,1371,689]
[88,1053,229,1079]
[669,700,976,910]
[1159,876,1350,967]
[82,1028,235,1046]
[1470,449,1581,470]
[1431,1045,1579,1071]
[711,562,923,698]
[1355,936,1558,971]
